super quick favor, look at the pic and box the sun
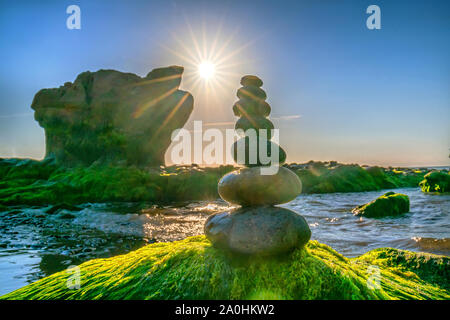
[198,61,215,80]
[160,17,256,104]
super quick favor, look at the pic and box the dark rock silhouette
[206,75,310,256]
[32,66,193,166]
[231,75,285,166]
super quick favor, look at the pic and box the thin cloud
[203,115,301,126]
[0,112,33,119]
[272,114,301,120]
[203,121,235,127]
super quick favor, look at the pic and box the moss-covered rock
[1,236,448,300]
[289,162,424,194]
[352,192,410,218]
[356,247,450,292]
[32,66,193,167]
[419,171,450,193]
[0,159,428,206]
[0,158,234,205]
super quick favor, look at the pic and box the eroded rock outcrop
[32,66,193,166]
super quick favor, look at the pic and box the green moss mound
[291,163,424,194]
[2,236,448,300]
[0,159,426,206]
[0,158,234,205]
[419,171,450,193]
[352,192,410,218]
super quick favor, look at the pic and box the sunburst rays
[160,15,256,106]
[132,86,178,119]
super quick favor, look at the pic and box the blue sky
[0,0,448,166]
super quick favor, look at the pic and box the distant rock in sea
[352,191,410,218]
[32,66,193,166]
[419,171,450,193]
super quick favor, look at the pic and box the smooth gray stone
[235,116,274,140]
[232,137,286,167]
[205,207,311,255]
[240,75,263,87]
[237,86,267,101]
[233,99,271,117]
[218,166,302,206]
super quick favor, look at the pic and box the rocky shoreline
[1,154,447,300]
[0,158,431,206]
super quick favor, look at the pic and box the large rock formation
[32,66,193,166]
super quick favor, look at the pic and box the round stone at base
[205,206,311,255]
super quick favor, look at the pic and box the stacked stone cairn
[204,75,311,256]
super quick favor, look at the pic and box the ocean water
[284,188,449,257]
[0,187,448,296]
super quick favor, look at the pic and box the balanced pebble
[218,166,302,206]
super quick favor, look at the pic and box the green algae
[419,171,450,193]
[352,192,410,218]
[294,164,424,194]
[2,236,448,300]
[0,158,233,205]
[0,159,426,206]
